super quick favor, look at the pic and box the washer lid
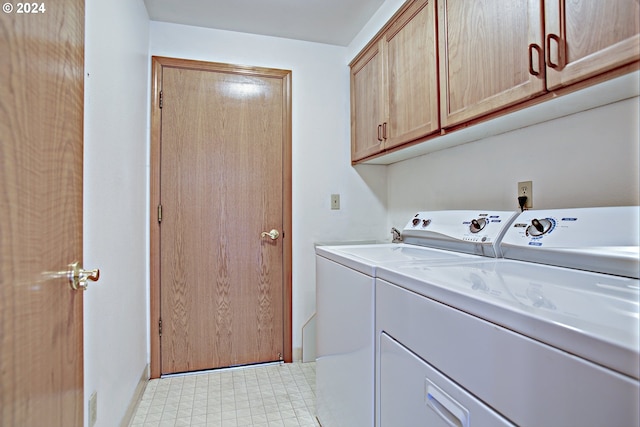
[315,243,477,276]
[501,206,640,278]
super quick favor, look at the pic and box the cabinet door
[351,40,386,162]
[545,0,640,90]
[438,0,546,128]
[385,0,439,150]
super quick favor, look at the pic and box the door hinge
[159,318,162,336]
[157,204,162,223]
[159,90,163,109]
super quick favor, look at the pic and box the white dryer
[375,206,639,427]
[315,210,517,427]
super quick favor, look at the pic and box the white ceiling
[143,0,386,46]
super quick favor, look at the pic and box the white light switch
[331,194,340,210]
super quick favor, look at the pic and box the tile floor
[129,362,320,427]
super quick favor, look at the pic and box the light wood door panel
[351,41,386,162]
[439,0,546,127]
[545,0,640,90]
[0,1,84,425]
[385,0,439,149]
[155,60,291,374]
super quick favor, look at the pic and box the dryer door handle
[426,379,469,427]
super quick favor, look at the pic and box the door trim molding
[149,56,293,378]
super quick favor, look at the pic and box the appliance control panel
[404,211,516,242]
[500,206,640,278]
[402,210,518,257]
[502,206,639,247]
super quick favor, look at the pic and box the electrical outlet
[331,194,340,210]
[517,181,533,209]
[89,392,97,427]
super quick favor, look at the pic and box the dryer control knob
[470,218,486,233]
[527,218,552,236]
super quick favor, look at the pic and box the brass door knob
[68,261,100,291]
[260,229,280,240]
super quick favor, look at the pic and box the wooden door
[438,0,546,128]
[150,57,292,376]
[385,0,439,150]
[545,0,640,90]
[350,40,387,162]
[0,1,85,425]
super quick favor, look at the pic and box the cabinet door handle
[382,122,387,140]
[546,33,562,69]
[377,124,383,141]
[528,43,542,76]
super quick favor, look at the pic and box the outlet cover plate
[517,181,533,209]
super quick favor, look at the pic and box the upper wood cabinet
[384,0,439,150]
[438,0,640,129]
[350,0,639,163]
[350,0,438,162]
[350,40,386,161]
[544,0,640,90]
[438,0,546,128]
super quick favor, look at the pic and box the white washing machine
[375,206,639,427]
[315,210,517,427]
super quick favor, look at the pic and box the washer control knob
[422,219,431,227]
[527,218,552,236]
[412,218,420,226]
[470,218,486,233]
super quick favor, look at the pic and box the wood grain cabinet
[384,0,439,150]
[350,0,438,162]
[438,0,640,128]
[350,0,639,163]
[544,0,640,90]
[350,40,386,161]
[438,0,547,128]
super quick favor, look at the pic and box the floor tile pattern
[130,362,319,427]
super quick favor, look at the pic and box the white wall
[84,0,150,425]
[149,23,388,360]
[386,97,640,227]
[348,0,406,58]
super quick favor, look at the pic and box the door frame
[149,56,293,378]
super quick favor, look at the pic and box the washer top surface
[376,259,640,379]
[315,210,518,276]
[316,243,478,276]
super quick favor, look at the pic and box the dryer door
[379,333,514,427]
